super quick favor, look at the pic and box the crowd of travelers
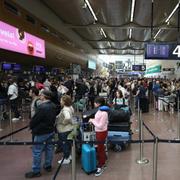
[1,74,180,178]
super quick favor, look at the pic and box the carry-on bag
[81,144,97,174]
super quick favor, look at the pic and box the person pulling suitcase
[89,97,109,177]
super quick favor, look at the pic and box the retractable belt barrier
[0,114,180,180]
[0,125,28,141]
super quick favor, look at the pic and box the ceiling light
[100,28,107,38]
[85,0,98,21]
[129,28,132,39]
[154,29,161,39]
[165,2,180,23]
[130,0,136,22]
[108,42,111,47]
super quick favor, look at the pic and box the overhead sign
[145,43,180,60]
[0,21,45,58]
[146,65,161,74]
[162,68,175,71]
[132,65,146,71]
[115,61,124,69]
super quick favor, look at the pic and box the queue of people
[1,74,180,178]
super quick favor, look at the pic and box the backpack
[114,98,132,116]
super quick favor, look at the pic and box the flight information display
[132,65,146,71]
[145,43,180,60]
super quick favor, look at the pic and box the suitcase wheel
[113,144,123,152]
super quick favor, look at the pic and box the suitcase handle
[113,135,122,137]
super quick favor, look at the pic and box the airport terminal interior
[0,0,180,179]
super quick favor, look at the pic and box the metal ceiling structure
[41,0,180,55]
[14,0,180,56]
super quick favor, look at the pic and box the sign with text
[145,43,180,60]
[0,21,45,58]
[146,65,161,74]
[132,65,146,71]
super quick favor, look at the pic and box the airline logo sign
[0,21,45,58]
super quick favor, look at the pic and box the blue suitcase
[108,131,131,152]
[81,144,96,174]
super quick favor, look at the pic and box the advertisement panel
[0,21,45,58]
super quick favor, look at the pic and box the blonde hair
[61,95,72,106]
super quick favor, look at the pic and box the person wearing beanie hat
[25,89,56,178]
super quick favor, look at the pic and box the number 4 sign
[173,45,180,58]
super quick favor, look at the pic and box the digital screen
[33,66,45,73]
[0,21,45,58]
[12,64,21,71]
[145,43,180,60]
[51,68,59,74]
[132,65,146,71]
[88,60,96,70]
[2,63,12,70]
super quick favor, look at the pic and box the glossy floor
[0,106,180,180]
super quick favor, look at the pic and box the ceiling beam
[64,23,178,30]
[93,47,144,50]
[84,39,177,43]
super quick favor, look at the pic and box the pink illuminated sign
[0,21,45,58]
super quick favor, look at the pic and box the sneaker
[58,158,71,164]
[68,155,72,160]
[25,171,41,178]
[43,166,52,172]
[95,167,104,177]
[12,118,20,122]
[102,164,107,170]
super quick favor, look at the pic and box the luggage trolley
[107,105,132,152]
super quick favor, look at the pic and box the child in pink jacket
[89,97,109,177]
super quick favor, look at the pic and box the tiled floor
[1,106,180,180]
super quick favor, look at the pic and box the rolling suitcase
[108,122,131,132]
[81,144,97,174]
[108,131,131,152]
[140,98,149,113]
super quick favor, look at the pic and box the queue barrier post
[175,96,180,140]
[136,110,149,164]
[71,139,76,180]
[152,137,158,180]
[135,99,140,132]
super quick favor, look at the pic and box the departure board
[132,65,146,71]
[145,43,180,60]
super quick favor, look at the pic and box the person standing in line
[56,95,74,164]
[25,90,56,178]
[29,87,41,142]
[89,97,109,177]
[7,78,21,122]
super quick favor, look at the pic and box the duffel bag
[108,109,130,123]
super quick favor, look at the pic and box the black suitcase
[82,108,98,123]
[139,98,149,113]
[108,122,131,132]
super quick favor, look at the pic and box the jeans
[32,132,54,173]
[58,131,72,159]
